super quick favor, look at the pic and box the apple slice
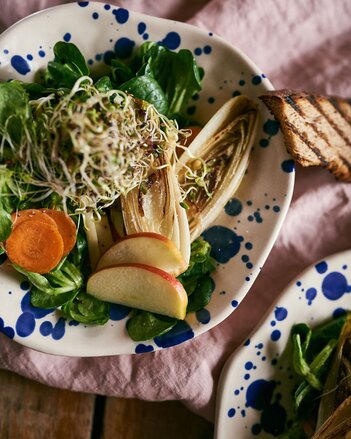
[87,263,188,320]
[96,232,188,276]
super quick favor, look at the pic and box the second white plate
[215,249,351,438]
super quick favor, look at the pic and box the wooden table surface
[0,369,214,439]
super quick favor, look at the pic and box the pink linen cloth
[1,0,351,422]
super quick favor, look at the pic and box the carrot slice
[6,219,64,274]
[11,209,57,229]
[39,209,77,256]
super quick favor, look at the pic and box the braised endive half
[120,95,258,265]
[176,95,259,241]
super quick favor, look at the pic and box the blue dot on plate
[135,344,154,354]
[203,45,212,54]
[2,325,15,339]
[20,280,30,290]
[263,119,280,135]
[154,320,194,348]
[231,300,239,308]
[271,329,281,341]
[113,8,129,24]
[239,79,245,86]
[246,379,276,410]
[281,159,295,173]
[109,304,130,320]
[225,198,242,216]
[92,12,99,19]
[252,75,262,85]
[245,242,253,250]
[16,312,36,337]
[315,261,328,274]
[26,54,33,60]
[202,226,244,263]
[274,307,287,321]
[161,32,181,50]
[194,47,202,56]
[259,138,269,148]
[245,361,253,370]
[63,32,71,42]
[252,424,262,435]
[114,37,135,59]
[104,4,111,10]
[322,272,351,300]
[52,318,66,340]
[40,321,53,336]
[306,287,317,305]
[186,105,196,115]
[11,55,31,75]
[228,408,236,418]
[138,22,146,35]
[333,307,346,318]
[78,1,89,6]
[196,308,211,324]
[38,50,45,58]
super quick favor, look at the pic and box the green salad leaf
[62,291,110,325]
[279,313,348,438]
[130,42,203,118]
[31,287,78,309]
[45,41,89,88]
[126,311,177,341]
[119,75,168,115]
[0,81,31,144]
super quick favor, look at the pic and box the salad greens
[280,313,348,438]
[0,40,216,341]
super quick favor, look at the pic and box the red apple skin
[114,232,170,243]
[96,232,188,275]
[87,263,188,320]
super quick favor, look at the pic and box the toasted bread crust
[259,90,351,181]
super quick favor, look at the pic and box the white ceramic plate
[215,250,351,438]
[0,2,294,356]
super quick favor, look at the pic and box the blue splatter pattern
[219,251,351,437]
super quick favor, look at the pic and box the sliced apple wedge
[96,232,188,276]
[87,263,188,320]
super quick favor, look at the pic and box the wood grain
[0,369,95,439]
[101,398,214,439]
[0,369,214,439]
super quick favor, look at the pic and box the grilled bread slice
[259,89,351,181]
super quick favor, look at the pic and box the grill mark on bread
[284,95,340,164]
[259,90,351,181]
[284,94,351,172]
[308,95,351,144]
[284,121,329,166]
[307,95,351,171]
[329,97,351,124]
[284,96,303,114]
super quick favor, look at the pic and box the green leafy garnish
[126,311,177,341]
[62,291,110,325]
